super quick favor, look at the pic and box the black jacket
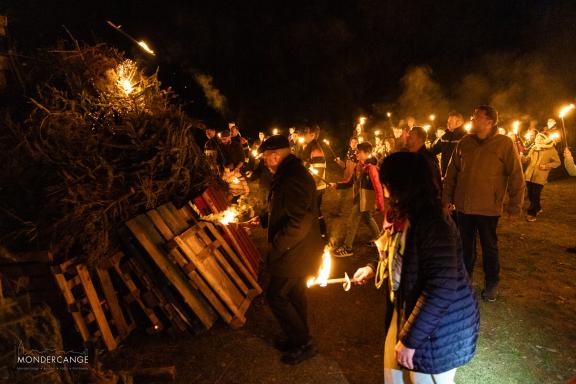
[371,206,479,374]
[431,126,467,177]
[220,141,245,168]
[417,146,442,194]
[261,154,324,277]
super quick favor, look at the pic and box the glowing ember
[307,246,332,288]
[137,40,155,55]
[559,104,575,118]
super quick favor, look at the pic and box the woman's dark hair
[379,152,441,218]
[357,141,373,153]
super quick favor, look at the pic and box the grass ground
[114,177,576,384]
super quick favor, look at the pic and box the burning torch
[559,104,575,147]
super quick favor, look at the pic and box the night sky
[2,0,576,139]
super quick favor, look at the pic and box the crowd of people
[201,105,573,382]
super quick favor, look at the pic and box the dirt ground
[112,176,576,384]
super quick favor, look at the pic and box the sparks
[137,40,155,56]
[559,104,575,118]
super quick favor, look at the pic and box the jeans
[526,181,544,216]
[266,276,310,347]
[384,310,457,384]
[343,201,381,249]
[457,212,500,288]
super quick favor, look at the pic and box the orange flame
[307,246,332,287]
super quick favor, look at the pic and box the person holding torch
[353,152,479,384]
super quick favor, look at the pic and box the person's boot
[481,282,499,302]
[281,339,318,365]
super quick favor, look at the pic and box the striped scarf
[374,209,410,303]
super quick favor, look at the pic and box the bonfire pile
[0,43,213,265]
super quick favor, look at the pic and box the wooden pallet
[126,213,217,330]
[109,251,190,333]
[52,259,135,351]
[144,203,262,328]
[199,186,262,276]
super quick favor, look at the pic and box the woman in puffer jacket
[522,132,561,222]
[354,152,479,384]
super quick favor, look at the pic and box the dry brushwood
[0,43,214,266]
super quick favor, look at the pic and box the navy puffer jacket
[392,207,479,374]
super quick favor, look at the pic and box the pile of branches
[0,43,213,265]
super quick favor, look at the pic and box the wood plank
[96,266,133,338]
[76,264,118,351]
[126,215,216,329]
[52,272,91,341]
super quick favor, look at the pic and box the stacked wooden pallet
[126,201,262,330]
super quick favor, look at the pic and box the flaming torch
[512,120,520,135]
[559,104,575,147]
[107,21,156,56]
[308,166,330,184]
[322,139,337,158]
[307,246,354,291]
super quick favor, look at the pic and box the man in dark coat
[430,111,467,178]
[249,135,324,365]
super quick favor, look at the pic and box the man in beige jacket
[443,105,525,302]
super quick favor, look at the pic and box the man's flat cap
[258,135,290,153]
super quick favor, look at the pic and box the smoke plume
[194,72,228,115]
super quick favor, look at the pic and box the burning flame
[429,114,436,122]
[323,139,330,146]
[272,128,279,135]
[220,207,239,225]
[512,120,520,135]
[550,132,561,141]
[359,116,367,125]
[307,246,332,288]
[309,166,319,175]
[423,124,431,132]
[298,137,305,144]
[374,130,381,136]
[231,177,240,184]
[119,79,134,95]
[524,131,532,140]
[464,122,472,132]
[137,40,155,56]
[251,149,259,158]
[386,112,392,118]
[559,104,575,118]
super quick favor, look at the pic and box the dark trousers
[317,190,328,239]
[266,276,310,347]
[457,212,500,288]
[526,181,544,216]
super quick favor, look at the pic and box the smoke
[397,66,450,122]
[193,72,228,115]
[454,53,569,124]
